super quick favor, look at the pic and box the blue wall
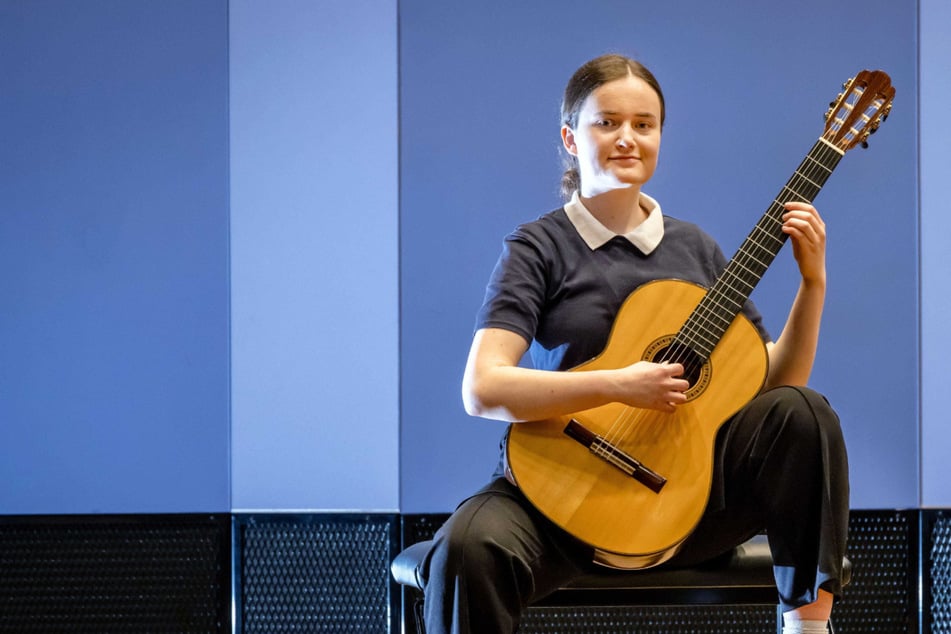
[0,0,230,513]
[2,0,946,516]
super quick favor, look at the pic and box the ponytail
[560,163,579,202]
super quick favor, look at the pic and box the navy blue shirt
[475,206,770,371]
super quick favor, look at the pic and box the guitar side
[505,279,768,568]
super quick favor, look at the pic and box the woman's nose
[616,125,635,149]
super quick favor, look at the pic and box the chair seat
[542,536,780,606]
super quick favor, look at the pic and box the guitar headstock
[823,70,895,152]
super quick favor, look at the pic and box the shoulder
[655,213,729,281]
[508,207,573,244]
[662,214,723,255]
[499,207,583,264]
[663,214,717,243]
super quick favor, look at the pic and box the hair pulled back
[560,54,665,201]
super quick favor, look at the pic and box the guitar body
[505,279,768,569]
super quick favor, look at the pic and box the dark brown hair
[560,54,665,201]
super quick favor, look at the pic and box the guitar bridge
[564,419,667,493]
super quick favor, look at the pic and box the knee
[431,522,493,572]
[767,386,846,456]
[423,515,511,589]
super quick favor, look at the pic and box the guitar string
[599,140,844,460]
[586,88,893,512]
[599,141,835,449]
[596,168,830,460]
[596,139,841,457]
[597,150,829,451]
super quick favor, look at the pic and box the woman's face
[562,73,662,198]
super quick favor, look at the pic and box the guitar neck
[679,138,845,359]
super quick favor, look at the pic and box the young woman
[420,53,849,634]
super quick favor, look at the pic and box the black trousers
[419,386,850,634]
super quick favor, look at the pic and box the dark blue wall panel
[399,0,918,512]
[0,0,230,513]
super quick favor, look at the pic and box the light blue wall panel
[400,0,918,512]
[0,0,230,513]
[230,0,400,510]
[921,0,951,507]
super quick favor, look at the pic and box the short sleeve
[474,231,550,345]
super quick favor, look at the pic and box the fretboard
[678,137,844,360]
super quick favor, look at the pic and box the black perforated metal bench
[391,534,850,633]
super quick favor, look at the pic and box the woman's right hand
[608,361,689,412]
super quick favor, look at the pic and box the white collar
[564,190,665,254]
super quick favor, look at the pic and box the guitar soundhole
[643,336,711,400]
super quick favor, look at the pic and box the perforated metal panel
[928,511,951,633]
[0,510,931,632]
[835,510,917,633]
[519,605,776,633]
[0,515,230,634]
[235,514,399,634]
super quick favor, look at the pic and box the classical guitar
[505,70,895,570]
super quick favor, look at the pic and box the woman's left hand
[781,201,826,285]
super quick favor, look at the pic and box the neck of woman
[579,186,649,234]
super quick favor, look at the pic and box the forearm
[463,364,618,422]
[764,277,826,389]
[463,328,689,422]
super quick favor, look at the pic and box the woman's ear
[561,125,578,156]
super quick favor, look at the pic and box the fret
[681,326,718,353]
[721,269,758,293]
[687,304,734,332]
[744,228,782,250]
[789,171,822,191]
[803,154,834,173]
[728,258,766,282]
[737,252,770,271]
[707,287,745,311]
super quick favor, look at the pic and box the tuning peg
[861,141,869,149]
